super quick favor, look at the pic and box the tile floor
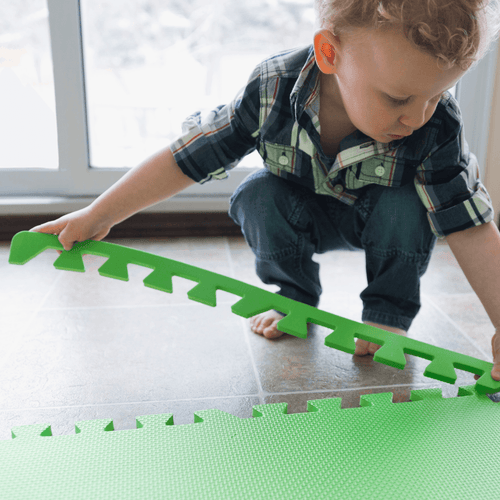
[0,234,498,440]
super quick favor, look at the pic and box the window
[0,2,58,169]
[81,0,315,170]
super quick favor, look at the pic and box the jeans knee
[229,170,298,229]
[362,183,436,253]
[229,170,303,257]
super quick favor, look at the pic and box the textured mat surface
[1,386,499,499]
[9,231,500,394]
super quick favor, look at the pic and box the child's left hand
[474,328,500,382]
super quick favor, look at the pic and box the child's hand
[474,328,500,382]
[29,207,111,252]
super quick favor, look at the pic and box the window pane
[80,0,315,168]
[0,0,58,169]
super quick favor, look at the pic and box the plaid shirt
[169,44,494,239]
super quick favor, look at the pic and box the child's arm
[445,221,500,380]
[30,147,196,251]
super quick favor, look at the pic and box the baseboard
[0,212,243,242]
[4,211,498,243]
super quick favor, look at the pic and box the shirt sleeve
[168,63,262,184]
[414,101,494,239]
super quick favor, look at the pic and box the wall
[485,44,500,225]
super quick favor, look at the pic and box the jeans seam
[253,244,298,261]
[363,244,432,263]
[295,232,321,303]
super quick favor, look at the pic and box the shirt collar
[289,44,319,122]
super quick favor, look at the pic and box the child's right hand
[29,206,112,252]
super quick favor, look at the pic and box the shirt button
[375,165,385,177]
[279,155,289,166]
[333,184,344,194]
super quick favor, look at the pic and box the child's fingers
[57,226,78,252]
[29,219,74,251]
[492,363,500,381]
[492,331,500,381]
[354,338,372,356]
[29,219,65,235]
[475,332,500,382]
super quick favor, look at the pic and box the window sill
[0,195,238,241]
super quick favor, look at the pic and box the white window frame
[1,0,498,216]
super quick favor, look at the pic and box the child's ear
[313,30,337,74]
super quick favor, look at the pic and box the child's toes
[368,343,382,355]
[250,311,285,337]
[263,320,284,339]
[250,316,264,334]
[354,338,371,356]
[254,320,265,334]
[260,317,274,332]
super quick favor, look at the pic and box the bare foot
[249,310,285,339]
[355,322,407,356]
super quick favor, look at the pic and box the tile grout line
[0,393,262,414]
[0,271,65,371]
[422,293,492,361]
[0,382,448,415]
[224,237,266,405]
[39,301,237,312]
[254,382,457,398]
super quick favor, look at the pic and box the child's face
[314,27,467,142]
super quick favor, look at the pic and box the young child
[31,0,500,381]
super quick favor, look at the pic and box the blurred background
[1,0,318,170]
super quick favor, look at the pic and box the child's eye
[388,96,410,106]
[387,92,445,107]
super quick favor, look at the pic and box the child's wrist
[86,202,116,232]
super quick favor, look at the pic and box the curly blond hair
[314,0,500,71]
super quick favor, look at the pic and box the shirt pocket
[344,157,396,190]
[259,141,300,176]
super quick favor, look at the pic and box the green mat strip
[8,231,499,394]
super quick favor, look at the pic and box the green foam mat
[1,386,499,499]
[8,231,500,394]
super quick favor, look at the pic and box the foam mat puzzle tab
[8,231,500,394]
[1,386,499,499]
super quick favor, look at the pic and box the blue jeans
[228,169,437,331]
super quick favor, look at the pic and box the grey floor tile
[0,303,259,410]
[0,311,38,370]
[244,319,428,395]
[1,241,61,313]
[414,295,492,363]
[421,241,474,294]
[422,293,493,356]
[37,237,236,310]
[117,236,230,261]
[40,258,222,309]
[315,249,369,296]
